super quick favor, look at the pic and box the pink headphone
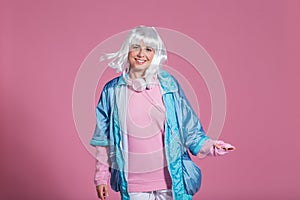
[122,70,157,92]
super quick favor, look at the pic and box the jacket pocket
[182,153,202,195]
[110,168,121,192]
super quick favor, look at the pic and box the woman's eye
[146,48,153,52]
[132,45,139,49]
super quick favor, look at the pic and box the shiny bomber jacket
[90,70,210,200]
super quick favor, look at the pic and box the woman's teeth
[135,59,146,64]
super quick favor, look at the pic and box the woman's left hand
[214,142,236,151]
[212,140,236,156]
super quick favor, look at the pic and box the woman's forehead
[130,40,145,45]
[130,39,156,48]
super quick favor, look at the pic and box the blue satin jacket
[90,70,210,200]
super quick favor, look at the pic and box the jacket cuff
[190,136,209,156]
[90,139,109,147]
[196,138,216,158]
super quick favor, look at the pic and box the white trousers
[128,189,173,200]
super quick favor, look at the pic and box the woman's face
[128,41,155,73]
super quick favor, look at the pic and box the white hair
[100,25,167,78]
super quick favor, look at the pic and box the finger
[104,186,109,198]
[97,186,103,200]
[96,186,100,198]
[99,186,105,200]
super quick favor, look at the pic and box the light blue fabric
[90,70,209,200]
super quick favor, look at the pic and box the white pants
[128,189,173,200]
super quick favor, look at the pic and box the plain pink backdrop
[1,0,299,199]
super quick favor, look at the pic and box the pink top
[126,83,172,192]
[94,145,110,186]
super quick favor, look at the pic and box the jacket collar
[116,69,178,94]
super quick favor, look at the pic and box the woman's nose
[137,48,145,57]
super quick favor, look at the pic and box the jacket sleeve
[176,81,214,156]
[90,84,111,147]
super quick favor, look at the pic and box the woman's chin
[130,64,150,71]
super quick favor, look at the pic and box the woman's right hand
[96,184,109,200]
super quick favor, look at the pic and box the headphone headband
[122,70,157,92]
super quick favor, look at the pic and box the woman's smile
[134,58,147,65]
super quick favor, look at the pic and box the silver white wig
[100,25,167,78]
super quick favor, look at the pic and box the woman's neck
[128,69,145,79]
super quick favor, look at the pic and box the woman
[90,25,235,200]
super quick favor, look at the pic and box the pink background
[1,0,299,199]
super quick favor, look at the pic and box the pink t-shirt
[126,83,172,192]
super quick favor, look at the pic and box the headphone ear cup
[145,75,157,90]
[131,78,147,92]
